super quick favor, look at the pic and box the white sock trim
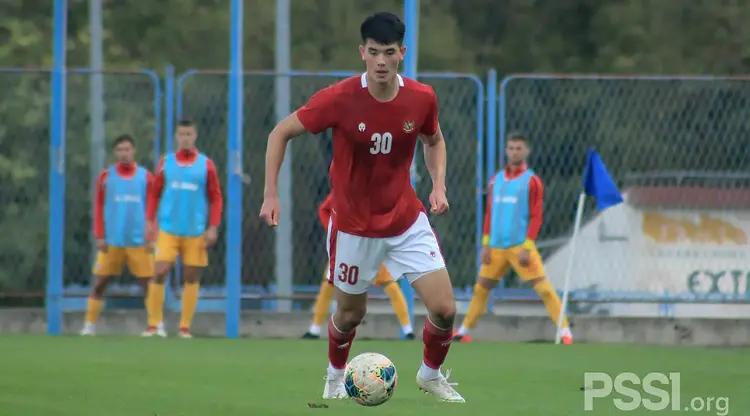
[329,315,347,335]
[427,315,451,332]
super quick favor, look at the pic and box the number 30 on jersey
[369,132,392,155]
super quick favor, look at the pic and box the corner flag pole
[556,149,624,344]
[555,192,585,344]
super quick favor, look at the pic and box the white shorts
[327,212,447,294]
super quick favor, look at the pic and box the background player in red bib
[144,120,223,338]
[260,12,464,403]
[80,134,154,336]
[453,133,573,344]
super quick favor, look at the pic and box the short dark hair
[360,12,406,46]
[177,119,196,129]
[112,134,135,148]
[507,132,529,146]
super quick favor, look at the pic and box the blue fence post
[225,0,243,338]
[498,76,512,171]
[47,0,67,335]
[487,70,497,180]
[485,69,498,309]
[484,69,496,288]
[152,69,165,168]
[495,75,513,299]
[163,65,178,311]
[400,0,418,339]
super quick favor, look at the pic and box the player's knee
[341,311,365,330]
[477,277,496,290]
[154,262,171,279]
[151,274,167,284]
[335,304,366,332]
[429,300,456,327]
[91,277,109,297]
[182,267,201,284]
[137,278,150,294]
[531,277,549,292]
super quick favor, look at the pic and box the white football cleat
[79,323,95,336]
[417,369,465,403]
[322,372,348,400]
[141,323,167,338]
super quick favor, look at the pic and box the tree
[1,0,749,293]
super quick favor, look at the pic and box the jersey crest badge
[403,120,415,133]
[358,123,366,132]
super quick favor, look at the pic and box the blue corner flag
[582,148,624,210]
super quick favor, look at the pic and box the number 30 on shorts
[369,132,392,155]
[338,263,360,285]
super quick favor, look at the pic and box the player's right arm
[93,170,109,251]
[261,86,338,226]
[146,157,166,237]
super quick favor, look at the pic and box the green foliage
[2,0,750,291]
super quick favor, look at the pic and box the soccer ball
[344,352,398,406]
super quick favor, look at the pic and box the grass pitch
[0,335,745,415]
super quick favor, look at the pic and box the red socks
[422,318,452,369]
[327,316,356,369]
[327,316,453,371]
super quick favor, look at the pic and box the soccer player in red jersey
[143,119,223,338]
[80,134,155,336]
[260,13,464,403]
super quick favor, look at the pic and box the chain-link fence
[0,68,161,298]
[0,69,51,296]
[500,75,750,302]
[177,71,484,293]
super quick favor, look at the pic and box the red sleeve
[93,170,108,239]
[527,175,544,240]
[145,171,155,240]
[482,177,495,243]
[296,85,338,134]
[318,194,333,229]
[419,88,438,136]
[206,158,223,227]
[146,157,165,222]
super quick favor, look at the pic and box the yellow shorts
[92,246,154,278]
[323,263,395,286]
[479,246,546,281]
[155,230,208,267]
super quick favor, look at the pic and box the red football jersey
[318,193,333,229]
[298,73,438,238]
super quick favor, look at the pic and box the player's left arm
[524,175,544,250]
[419,88,446,192]
[146,157,166,225]
[201,158,223,247]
